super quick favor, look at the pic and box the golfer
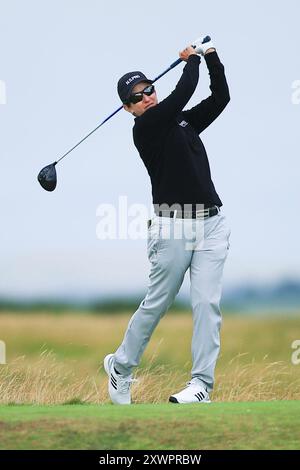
[104,37,231,404]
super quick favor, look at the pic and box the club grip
[153,35,212,82]
[192,35,211,49]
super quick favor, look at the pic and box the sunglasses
[128,84,155,104]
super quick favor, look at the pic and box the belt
[155,205,220,219]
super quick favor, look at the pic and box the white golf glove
[192,36,215,56]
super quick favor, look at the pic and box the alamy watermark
[291,340,300,365]
[0,340,6,364]
[291,80,300,104]
[0,80,7,104]
[95,196,213,251]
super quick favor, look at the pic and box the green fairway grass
[0,401,299,450]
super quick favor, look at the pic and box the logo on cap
[125,75,141,86]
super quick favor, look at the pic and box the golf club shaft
[55,106,123,164]
[55,36,211,165]
[152,35,211,83]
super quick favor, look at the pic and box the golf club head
[37,162,57,191]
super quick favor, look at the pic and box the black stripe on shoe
[110,376,117,390]
[169,396,178,403]
[195,392,205,401]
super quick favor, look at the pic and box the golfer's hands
[193,36,216,56]
[179,46,198,62]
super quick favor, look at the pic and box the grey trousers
[114,210,231,392]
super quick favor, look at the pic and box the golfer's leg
[114,220,192,376]
[190,214,230,392]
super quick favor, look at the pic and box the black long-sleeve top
[132,51,230,209]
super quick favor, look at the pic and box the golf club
[37,36,211,191]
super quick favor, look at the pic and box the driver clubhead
[38,162,57,191]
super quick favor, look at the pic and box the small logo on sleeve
[178,120,188,127]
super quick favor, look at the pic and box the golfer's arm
[141,55,201,125]
[182,51,230,134]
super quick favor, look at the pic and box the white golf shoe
[169,378,211,404]
[104,353,136,405]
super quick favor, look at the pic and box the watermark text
[0,80,6,104]
[95,196,212,251]
[0,340,6,364]
[291,340,300,365]
[291,80,300,104]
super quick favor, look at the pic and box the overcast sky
[0,0,299,300]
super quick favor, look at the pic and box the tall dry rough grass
[0,350,299,405]
[0,312,299,404]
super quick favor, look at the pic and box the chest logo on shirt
[178,120,188,128]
